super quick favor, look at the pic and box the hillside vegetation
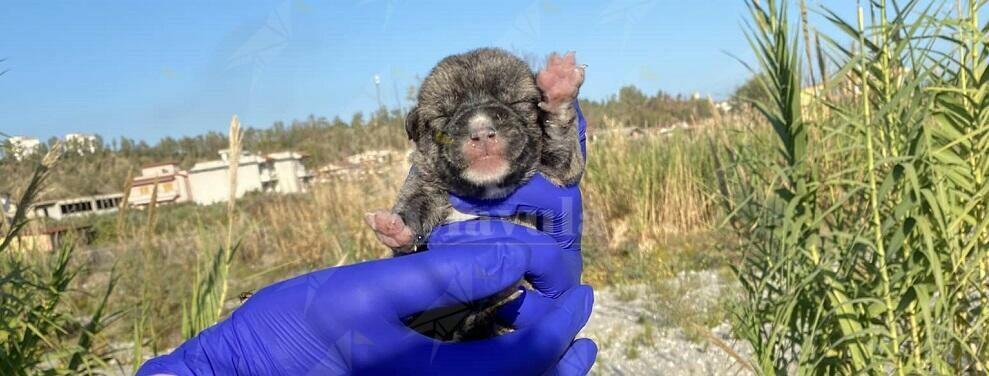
[0,86,718,201]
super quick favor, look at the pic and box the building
[7,225,92,252]
[344,149,401,166]
[1,192,13,219]
[128,162,193,207]
[316,149,405,182]
[5,136,41,161]
[63,133,99,155]
[31,193,124,220]
[187,150,312,205]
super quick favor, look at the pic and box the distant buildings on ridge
[5,136,42,161]
[23,149,313,220]
[2,133,100,161]
[186,150,312,205]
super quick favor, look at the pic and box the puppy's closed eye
[509,100,536,111]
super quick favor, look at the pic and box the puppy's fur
[365,48,585,340]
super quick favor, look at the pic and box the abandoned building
[7,224,93,252]
[31,193,125,220]
[128,162,194,207]
[316,149,406,182]
[187,150,313,205]
[21,150,313,222]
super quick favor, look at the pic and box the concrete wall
[188,163,264,205]
[129,175,192,206]
[273,159,302,193]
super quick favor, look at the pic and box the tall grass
[583,128,732,283]
[0,142,118,374]
[726,0,989,373]
[181,115,242,339]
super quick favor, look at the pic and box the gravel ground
[582,271,754,375]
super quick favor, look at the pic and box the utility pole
[374,74,382,126]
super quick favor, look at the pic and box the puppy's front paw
[364,211,415,250]
[537,51,585,113]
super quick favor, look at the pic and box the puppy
[365,48,585,340]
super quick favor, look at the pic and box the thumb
[331,244,530,318]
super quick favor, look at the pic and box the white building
[1,193,13,222]
[31,193,124,220]
[5,136,41,161]
[128,162,193,207]
[316,149,406,182]
[187,150,312,205]
[64,133,99,155]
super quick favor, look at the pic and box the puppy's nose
[468,113,497,142]
[470,126,497,141]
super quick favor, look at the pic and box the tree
[731,75,771,107]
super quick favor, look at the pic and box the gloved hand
[137,222,597,376]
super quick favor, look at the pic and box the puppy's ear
[405,106,420,140]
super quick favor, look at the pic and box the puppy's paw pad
[537,51,585,111]
[364,211,415,248]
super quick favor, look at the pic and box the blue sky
[0,0,864,142]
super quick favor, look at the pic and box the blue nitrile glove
[136,222,597,376]
[576,99,587,157]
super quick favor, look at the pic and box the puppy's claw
[363,212,378,230]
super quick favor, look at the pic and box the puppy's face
[407,48,542,198]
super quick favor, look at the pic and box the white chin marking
[462,160,510,186]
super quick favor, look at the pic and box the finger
[530,248,582,297]
[331,244,530,318]
[429,221,580,298]
[496,289,555,328]
[546,338,597,376]
[496,288,551,328]
[367,286,594,375]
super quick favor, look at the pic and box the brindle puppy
[364,47,585,340]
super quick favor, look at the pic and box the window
[139,186,150,196]
[96,198,118,210]
[162,182,174,192]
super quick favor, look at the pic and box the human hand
[137,222,596,376]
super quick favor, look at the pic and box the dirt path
[582,271,753,375]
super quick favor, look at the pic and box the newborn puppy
[364,48,585,340]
